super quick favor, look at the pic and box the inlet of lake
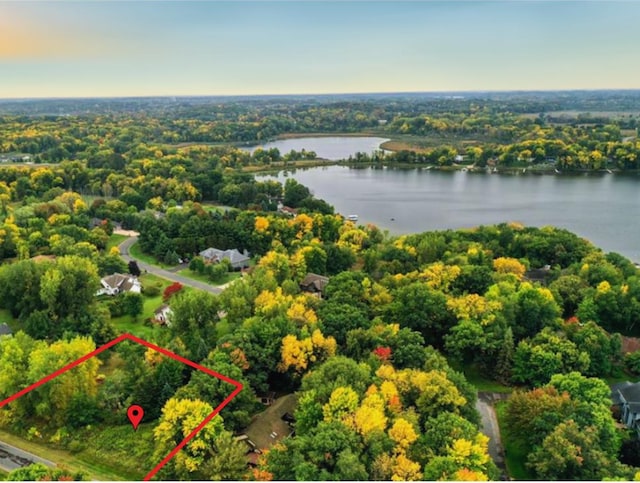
[245,136,389,161]
[259,165,640,263]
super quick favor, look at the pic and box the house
[611,381,640,438]
[300,273,330,295]
[524,265,552,285]
[0,323,12,337]
[90,218,107,229]
[277,204,298,217]
[154,304,173,326]
[198,248,251,270]
[96,273,142,296]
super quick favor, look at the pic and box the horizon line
[2,87,640,102]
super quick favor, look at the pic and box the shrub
[163,282,183,300]
[142,284,161,297]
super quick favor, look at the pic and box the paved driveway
[476,392,509,478]
[118,236,223,295]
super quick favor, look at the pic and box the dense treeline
[1,92,640,172]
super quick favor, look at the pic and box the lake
[245,136,389,161]
[259,165,640,262]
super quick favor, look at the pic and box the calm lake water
[260,165,640,262]
[245,136,389,161]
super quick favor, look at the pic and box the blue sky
[0,1,638,98]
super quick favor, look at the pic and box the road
[476,392,508,478]
[118,236,223,295]
[0,440,55,472]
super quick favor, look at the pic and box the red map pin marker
[127,404,144,431]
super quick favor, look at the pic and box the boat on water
[347,214,359,222]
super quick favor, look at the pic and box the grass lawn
[74,424,155,480]
[0,309,19,334]
[108,273,171,339]
[450,362,513,394]
[128,242,177,269]
[495,402,534,480]
[0,429,130,481]
[176,268,241,287]
[200,203,233,214]
[105,233,127,252]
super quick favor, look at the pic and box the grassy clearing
[105,233,127,252]
[0,429,127,481]
[0,309,19,333]
[108,273,171,339]
[450,362,513,393]
[74,424,154,480]
[176,268,241,287]
[243,158,337,173]
[200,203,233,214]
[128,242,176,269]
[495,402,534,480]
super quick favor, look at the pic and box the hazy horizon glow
[1,1,638,99]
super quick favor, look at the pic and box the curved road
[476,392,509,479]
[118,236,223,295]
[0,440,55,472]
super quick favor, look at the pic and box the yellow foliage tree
[278,329,336,373]
[492,257,526,280]
[388,418,418,449]
[446,294,502,325]
[391,453,423,481]
[255,216,270,233]
[420,262,461,291]
[322,386,359,423]
[454,469,489,481]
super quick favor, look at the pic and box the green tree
[387,282,455,347]
[168,291,220,361]
[123,292,144,319]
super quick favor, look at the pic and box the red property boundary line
[0,333,243,481]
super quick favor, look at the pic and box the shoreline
[249,160,640,176]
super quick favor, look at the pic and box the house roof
[619,382,640,404]
[102,273,139,291]
[199,248,250,264]
[300,273,330,292]
[154,304,171,316]
[0,323,12,336]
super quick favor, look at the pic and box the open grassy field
[494,402,534,480]
[128,242,177,269]
[449,362,513,394]
[176,268,241,287]
[105,233,128,252]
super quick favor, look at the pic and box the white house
[154,304,173,327]
[96,273,142,296]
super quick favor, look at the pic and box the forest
[0,91,639,171]
[0,92,640,481]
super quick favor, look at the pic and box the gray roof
[620,383,640,404]
[0,323,12,336]
[199,248,249,264]
[300,273,330,292]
